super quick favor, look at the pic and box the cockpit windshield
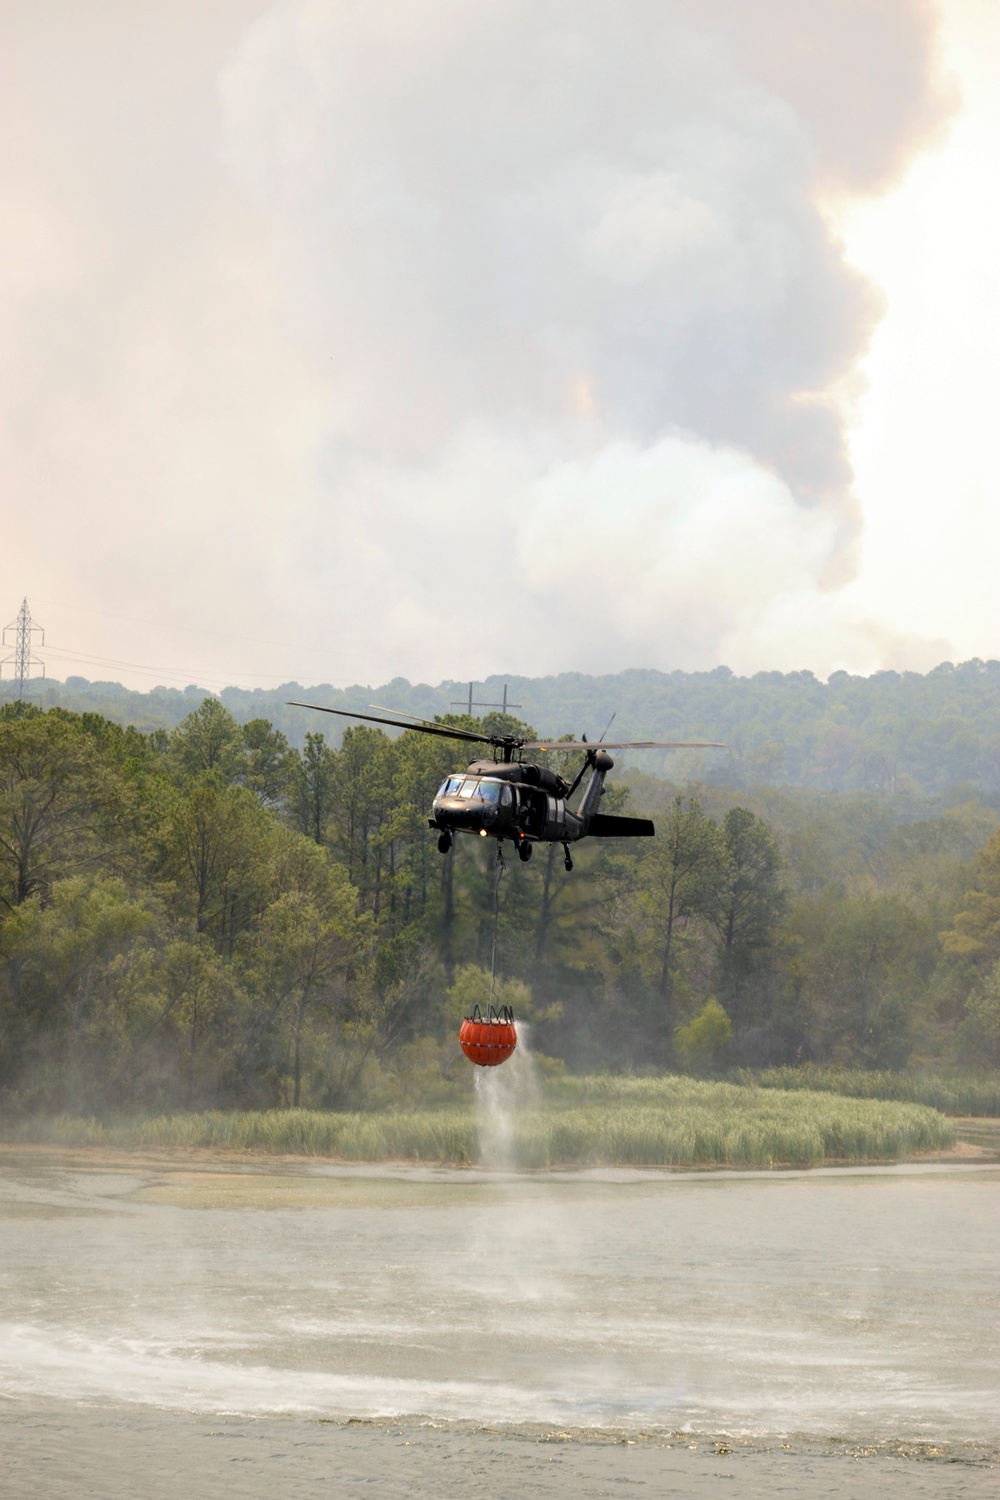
[438,776,505,801]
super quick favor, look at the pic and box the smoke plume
[0,2,953,683]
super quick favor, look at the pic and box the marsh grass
[5,1073,954,1167]
[747,1067,1000,1117]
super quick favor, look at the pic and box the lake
[1,1146,998,1496]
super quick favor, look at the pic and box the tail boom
[586,813,655,838]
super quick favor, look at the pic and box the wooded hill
[2,696,1000,1119]
[6,657,1000,797]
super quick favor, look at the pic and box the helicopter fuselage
[429,749,653,864]
[285,698,705,871]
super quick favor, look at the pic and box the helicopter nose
[434,797,473,827]
[434,798,495,831]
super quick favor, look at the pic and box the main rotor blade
[369,703,440,725]
[370,702,533,749]
[523,739,727,751]
[288,703,723,753]
[287,702,490,745]
[367,703,486,742]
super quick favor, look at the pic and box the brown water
[1,1149,998,1496]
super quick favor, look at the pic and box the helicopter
[289,700,723,872]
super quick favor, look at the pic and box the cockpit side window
[500,785,513,808]
[478,781,501,803]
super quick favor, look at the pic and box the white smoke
[0,2,952,684]
[215,0,949,678]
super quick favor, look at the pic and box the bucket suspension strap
[468,1003,515,1024]
[488,843,506,1009]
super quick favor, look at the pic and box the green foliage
[0,698,997,1115]
[640,795,722,1011]
[443,964,536,1030]
[290,732,335,843]
[675,998,733,1072]
[959,960,1000,1067]
[941,827,1000,964]
[238,861,365,1106]
[748,1066,1000,1117]
[712,807,786,955]
[0,708,136,909]
[18,658,1000,797]
[790,891,935,1068]
[240,719,294,806]
[170,699,245,781]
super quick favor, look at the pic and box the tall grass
[5,1074,954,1167]
[5,1108,477,1162]
[746,1067,1000,1117]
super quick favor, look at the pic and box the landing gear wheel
[437,832,452,854]
[517,840,532,863]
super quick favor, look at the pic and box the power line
[1,599,45,698]
[29,596,388,675]
[3,598,477,699]
[40,643,302,689]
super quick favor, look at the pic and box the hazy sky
[1,0,995,692]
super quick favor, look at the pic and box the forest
[1,693,1000,1119]
[10,654,1000,797]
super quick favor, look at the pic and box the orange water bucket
[459,1004,517,1067]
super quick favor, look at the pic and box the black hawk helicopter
[289,700,722,872]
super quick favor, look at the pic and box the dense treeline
[1,698,999,1117]
[9,655,1000,796]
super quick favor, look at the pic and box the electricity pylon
[1,598,45,698]
[450,683,521,715]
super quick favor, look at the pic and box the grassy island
[5,1075,956,1168]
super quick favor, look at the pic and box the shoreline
[2,1137,997,1175]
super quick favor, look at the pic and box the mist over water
[2,1146,999,1455]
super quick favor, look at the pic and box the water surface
[2,1149,998,1494]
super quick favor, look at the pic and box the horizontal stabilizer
[587,813,655,838]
